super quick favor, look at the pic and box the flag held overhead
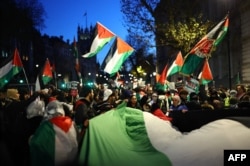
[0,48,23,88]
[198,59,213,85]
[102,37,134,75]
[82,22,115,58]
[167,51,183,78]
[42,59,53,85]
[180,14,229,76]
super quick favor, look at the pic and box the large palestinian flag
[78,102,250,166]
[29,116,78,166]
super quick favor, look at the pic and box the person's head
[79,86,94,102]
[147,86,153,96]
[6,88,20,101]
[46,84,56,95]
[129,94,137,104]
[103,89,115,102]
[19,88,30,100]
[140,95,151,111]
[172,95,181,106]
[179,89,188,100]
[230,89,237,97]
[152,92,158,102]
[189,92,199,101]
[150,103,160,112]
[229,97,238,105]
[236,85,246,95]
[44,100,65,120]
[120,89,132,101]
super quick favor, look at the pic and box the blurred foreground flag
[0,48,23,88]
[180,14,229,75]
[78,102,177,166]
[82,22,115,58]
[102,37,134,75]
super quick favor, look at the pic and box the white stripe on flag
[0,60,13,78]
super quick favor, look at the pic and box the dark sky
[40,0,127,63]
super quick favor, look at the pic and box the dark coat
[74,98,96,128]
[4,93,39,166]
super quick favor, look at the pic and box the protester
[29,100,78,166]
[140,95,151,112]
[74,86,96,138]
[179,89,189,105]
[236,84,247,101]
[169,95,188,113]
[3,88,40,166]
[95,88,116,115]
[127,94,142,109]
[186,92,202,111]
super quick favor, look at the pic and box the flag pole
[22,67,31,93]
[15,48,31,93]
[227,22,232,90]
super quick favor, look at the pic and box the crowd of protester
[1,82,250,165]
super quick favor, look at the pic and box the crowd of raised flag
[0,13,241,165]
[1,80,250,165]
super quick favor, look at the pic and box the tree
[120,0,213,72]
[123,31,155,78]
[0,0,46,51]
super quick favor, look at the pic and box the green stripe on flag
[78,102,171,166]
[181,54,204,75]
[30,121,55,166]
[0,66,22,88]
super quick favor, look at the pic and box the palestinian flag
[78,101,250,166]
[42,59,53,85]
[78,102,179,166]
[102,37,134,75]
[155,64,168,92]
[198,59,213,85]
[180,14,229,75]
[0,48,23,88]
[214,15,229,46]
[167,51,183,77]
[82,22,115,58]
[29,116,78,166]
[158,64,168,85]
[73,37,83,85]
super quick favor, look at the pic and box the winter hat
[230,89,237,96]
[103,89,113,101]
[45,100,65,117]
